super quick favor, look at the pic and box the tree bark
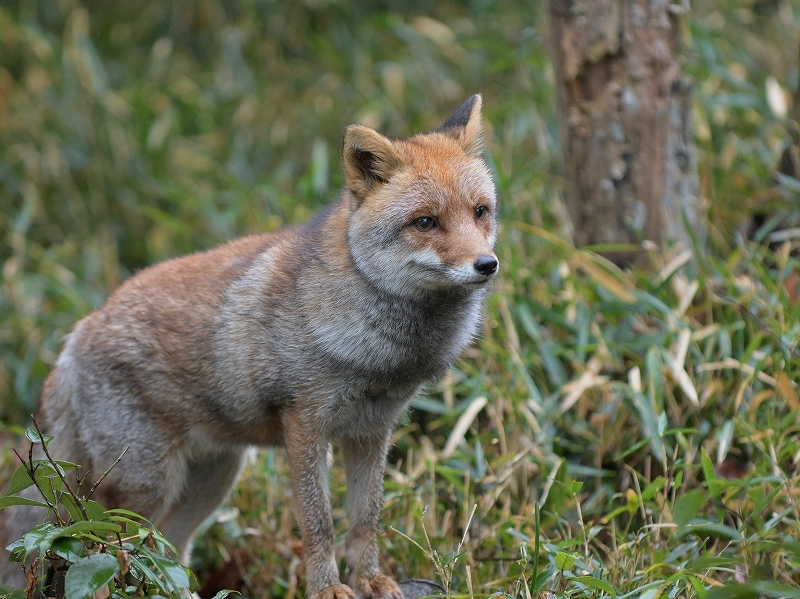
[548,0,702,266]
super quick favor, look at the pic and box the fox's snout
[474,254,498,277]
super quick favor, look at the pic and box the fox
[0,94,498,599]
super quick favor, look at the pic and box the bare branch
[88,446,130,499]
[31,418,88,522]
[12,448,59,517]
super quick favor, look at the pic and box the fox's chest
[307,290,483,384]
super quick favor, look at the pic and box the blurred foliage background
[1,0,800,597]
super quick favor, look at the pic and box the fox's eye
[475,205,489,220]
[414,216,436,232]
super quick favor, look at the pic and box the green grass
[2,0,800,597]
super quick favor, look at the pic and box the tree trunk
[548,0,702,266]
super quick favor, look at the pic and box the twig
[12,448,60,519]
[88,446,130,499]
[90,447,131,554]
[31,418,88,522]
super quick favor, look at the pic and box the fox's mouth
[462,277,494,287]
[406,260,498,289]
[453,272,497,288]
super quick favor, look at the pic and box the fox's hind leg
[155,447,247,563]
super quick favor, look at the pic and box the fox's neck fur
[304,198,484,376]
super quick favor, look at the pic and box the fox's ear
[343,125,402,200]
[436,94,484,157]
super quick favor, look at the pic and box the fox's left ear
[436,94,484,157]
[343,124,402,201]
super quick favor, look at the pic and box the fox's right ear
[436,94,483,157]
[343,125,402,201]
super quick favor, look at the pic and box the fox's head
[343,95,498,296]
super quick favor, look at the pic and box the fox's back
[37,233,284,439]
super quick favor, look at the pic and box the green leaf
[84,500,111,522]
[187,568,198,593]
[57,520,122,538]
[614,436,652,461]
[50,536,88,563]
[4,465,35,496]
[6,538,26,562]
[672,489,707,526]
[0,584,26,599]
[409,396,449,415]
[677,522,742,541]
[747,483,782,524]
[518,302,567,386]
[687,574,708,598]
[715,419,734,464]
[706,586,758,599]
[701,448,722,502]
[657,411,667,436]
[630,390,666,462]
[0,496,48,509]
[25,428,54,446]
[64,553,119,599]
[29,461,60,480]
[140,547,191,592]
[602,503,634,523]
[60,494,86,523]
[106,508,149,522]
[645,346,664,408]
[13,523,54,561]
[141,527,178,555]
[210,591,241,599]
[570,575,617,597]
[29,460,79,478]
[747,581,800,598]
[685,555,739,572]
[639,587,666,599]
[26,519,122,559]
[705,581,800,599]
[554,551,576,571]
[30,462,67,496]
[36,476,64,502]
[641,477,665,502]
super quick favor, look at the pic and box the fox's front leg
[283,411,354,599]
[341,433,403,599]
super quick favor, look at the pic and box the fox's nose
[474,255,498,276]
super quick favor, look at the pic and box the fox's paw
[356,575,404,599]
[312,584,357,599]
